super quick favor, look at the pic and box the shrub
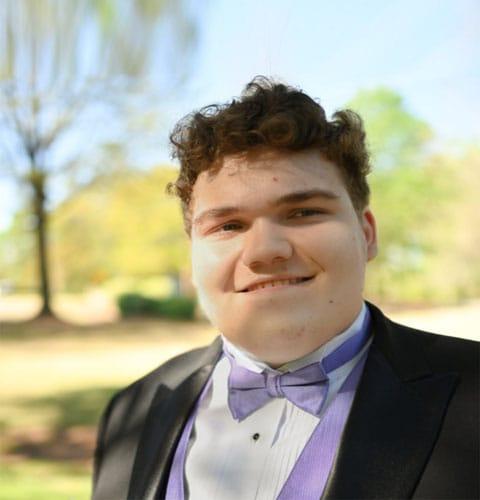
[117,293,196,320]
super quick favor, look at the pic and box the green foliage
[117,293,153,315]
[0,211,36,290]
[347,87,432,169]
[50,166,189,291]
[157,296,196,320]
[344,87,480,304]
[103,275,176,297]
[118,293,195,320]
[365,147,480,304]
[0,165,190,294]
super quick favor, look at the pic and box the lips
[240,276,314,293]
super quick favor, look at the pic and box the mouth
[240,276,314,293]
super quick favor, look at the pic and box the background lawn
[0,461,91,500]
[0,315,216,500]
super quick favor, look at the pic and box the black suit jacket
[92,303,479,499]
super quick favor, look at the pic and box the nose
[241,219,293,269]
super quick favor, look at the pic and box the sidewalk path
[385,300,480,342]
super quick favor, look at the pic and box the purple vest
[166,316,370,499]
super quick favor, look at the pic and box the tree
[347,87,432,170]
[348,88,470,302]
[51,166,189,294]
[0,0,197,317]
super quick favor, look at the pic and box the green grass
[17,386,119,431]
[0,316,217,498]
[0,460,91,500]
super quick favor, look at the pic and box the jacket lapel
[322,304,458,499]
[128,337,222,500]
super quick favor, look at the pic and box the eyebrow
[273,188,340,206]
[193,188,340,227]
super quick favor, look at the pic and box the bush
[117,293,196,320]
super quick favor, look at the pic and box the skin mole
[286,326,305,341]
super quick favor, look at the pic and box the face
[189,149,377,366]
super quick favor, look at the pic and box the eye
[217,221,243,232]
[204,220,245,237]
[289,208,326,218]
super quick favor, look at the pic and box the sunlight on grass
[0,460,91,500]
[1,319,216,398]
[0,317,217,497]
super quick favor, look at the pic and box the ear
[361,208,378,261]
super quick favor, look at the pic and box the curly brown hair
[168,76,371,233]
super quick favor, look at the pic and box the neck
[223,303,368,371]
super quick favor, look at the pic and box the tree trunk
[32,173,53,317]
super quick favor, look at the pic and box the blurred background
[1,0,479,497]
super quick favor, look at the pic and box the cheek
[191,241,238,291]
[304,223,365,268]
[191,243,212,288]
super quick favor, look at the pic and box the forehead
[190,149,348,213]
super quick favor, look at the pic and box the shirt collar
[221,302,369,374]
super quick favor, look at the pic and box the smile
[241,276,314,293]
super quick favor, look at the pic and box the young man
[93,78,479,500]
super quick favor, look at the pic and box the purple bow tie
[226,311,371,421]
[228,358,329,421]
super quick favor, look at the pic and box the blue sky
[182,0,479,141]
[1,0,478,230]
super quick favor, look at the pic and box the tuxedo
[92,303,479,499]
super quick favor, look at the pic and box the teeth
[248,278,307,292]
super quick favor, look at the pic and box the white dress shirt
[184,304,371,500]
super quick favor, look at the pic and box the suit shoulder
[367,302,478,376]
[95,336,222,450]
[387,319,479,374]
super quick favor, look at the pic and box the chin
[235,333,315,367]
[230,316,314,352]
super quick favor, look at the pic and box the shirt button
[252,433,260,441]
